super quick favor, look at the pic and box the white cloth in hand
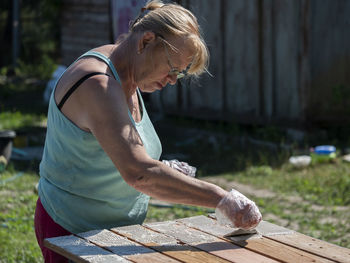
[215,189,262,229]
[162,159,197,177]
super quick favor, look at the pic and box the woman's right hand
[215,189,262,229]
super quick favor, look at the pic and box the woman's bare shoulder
[57,71,129,133]
[78,74,128,123]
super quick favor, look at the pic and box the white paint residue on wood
[77,229,154,256]
[113,224,177,246]
[145,220,218,245]
[45,234,130,263]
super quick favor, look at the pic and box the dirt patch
[202,176,276,198]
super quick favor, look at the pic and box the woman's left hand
[162,159,197,177]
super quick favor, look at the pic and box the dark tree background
[0,0,61,73]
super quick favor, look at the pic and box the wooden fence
[60,0,350,127]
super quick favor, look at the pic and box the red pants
[34,198,72,263]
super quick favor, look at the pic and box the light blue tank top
[38,51,162,234]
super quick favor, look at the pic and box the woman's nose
[167,74,177,85]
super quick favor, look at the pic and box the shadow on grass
[153,116,291,177]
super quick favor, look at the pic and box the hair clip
[130,8,151,30]
[139,8,150,19]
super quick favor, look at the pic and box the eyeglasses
[162,41,189,79]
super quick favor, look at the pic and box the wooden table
[44,214,350,263]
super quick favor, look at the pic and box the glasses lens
[177,72,185,79]
[169,70,185,79]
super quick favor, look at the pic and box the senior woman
[35,1,262,262]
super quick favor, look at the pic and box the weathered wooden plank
[62,25,110,39]
[267,232,350,263]
[64,0,109,6]
[234,237,334,263]
[261,0,274,119]
[77,229,181,263]
[179,215,294,237]
[150,0,224,113]
[63,0,109,15]
[307,0,350,121]
[61,48,92,65]
[58,0,350,125]
[145,221,279,263]
[273,0,300,120]
[64,2,109,13]
[61,43,98,53]
[112,224,231,263]
[61,36,108,48]
[176,0,223,113]
[225,0,260,118]
[62,12,110,23]
[146,220,220,244]
[297,0,310,123]
[194,241,279,263]
[177,216,335,263]
[44,234,129,263]
[256,221,294,236]
[67,5,109,14]
[62,18,109,28]
[112,224,178,246]
[190,0,223,112]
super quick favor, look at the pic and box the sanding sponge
[224,228,258,237]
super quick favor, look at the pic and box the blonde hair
[129,0,209,77]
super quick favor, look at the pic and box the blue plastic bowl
[314,145,336,155]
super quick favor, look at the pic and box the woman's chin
[140,82,163,92]
[155,82,163,90]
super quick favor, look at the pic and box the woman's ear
[137,31,156,54]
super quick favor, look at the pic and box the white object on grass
[289,155,311,167]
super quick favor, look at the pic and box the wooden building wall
[60,0,350,127]
[307,0,350,124]
[60,0,146,65]
[61,0,111,66]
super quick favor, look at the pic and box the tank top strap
[77,51,121,84]
[77,50,142,126]
[136,88,145,115]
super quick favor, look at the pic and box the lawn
[0,170,42,263]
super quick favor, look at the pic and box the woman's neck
[110,40,138,99]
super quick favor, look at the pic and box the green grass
[254,194,350,248]
[0,168,43,263]
[217,161,350,248]
[223,161,350,206]
[0,111,46,131]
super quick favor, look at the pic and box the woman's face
[136,35,193,93]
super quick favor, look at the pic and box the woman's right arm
[76,75,261,229]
